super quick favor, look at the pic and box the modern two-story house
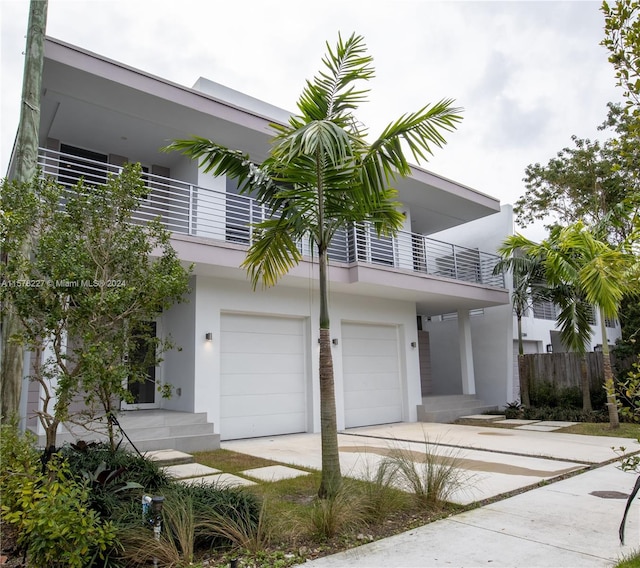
[9,37,514,450]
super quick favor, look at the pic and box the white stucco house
[10,37,521,450]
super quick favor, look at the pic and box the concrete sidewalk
[223,422,640,567]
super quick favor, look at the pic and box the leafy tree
[602,0,640,109]
[500,223,637,428]
[165,33,462,498]
[0,164,191,449]
[515,105,639,245]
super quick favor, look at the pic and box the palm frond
[555,296,594,353]
[162,137,251,180]
[368,99,463,178]
[241,218,304,289]
[296,32,374,122]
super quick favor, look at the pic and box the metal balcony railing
[37,148,505,288]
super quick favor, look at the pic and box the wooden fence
[518,353,634,392]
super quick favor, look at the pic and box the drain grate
[590,490,629,499]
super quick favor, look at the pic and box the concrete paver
[516,424,565,431]
[163,462,220,479]
[179,473,257,487]
[242,464,311,481]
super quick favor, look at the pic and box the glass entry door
[123,321,158,409]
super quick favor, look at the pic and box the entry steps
[36,409,220,453]
[417,394,498,423]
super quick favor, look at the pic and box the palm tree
[494,251,548,406]
[165,33,462,497]
[500,222,636,428]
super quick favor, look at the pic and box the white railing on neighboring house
[37,148,505,288]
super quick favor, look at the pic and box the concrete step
[145,449,195,466]
[417,395,498,423]
[123,433,221,454]
[37,410,220,453]
[418,405,499,423]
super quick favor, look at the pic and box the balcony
[38,148,505,289]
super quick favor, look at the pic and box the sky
[0,0,624,240]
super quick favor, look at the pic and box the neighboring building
[425,206,624,403]
[9,37,514,449]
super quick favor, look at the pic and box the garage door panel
[221,331,302,354]
[221,373,304,396]
[346,407,400,428]
[343,338,397,356]
[221,392,306,418]
[343,372,400,392]
[342,324,396,341]
[221,412,306,440]
[344,389,401,410]
[222,314,301,335]
[221,353,304,374]
[343,356,398,374]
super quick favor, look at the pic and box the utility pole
[1,0,48,421]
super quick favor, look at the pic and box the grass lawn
[558,422,640,439]
[191,448,461,567]
[616,550,640,567]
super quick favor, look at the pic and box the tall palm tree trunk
[600,308,620,429]
[516,314,530,407]
[317,244,342,498]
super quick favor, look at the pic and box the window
[59,144,108,187]
[532,299,557,320]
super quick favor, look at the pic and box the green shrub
[521,405,609,422]
[168,482,262,549]
[2,455,117,568]
[527,380,608,411]
[381,437,470,509]
[616,359,640,423]
[0,422,41,514]
[59,442,170,518]
[61,442,170,490]
[355,458,409,525]
[305,486,364,540]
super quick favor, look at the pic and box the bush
[520,405,609,422]
[381,437,470,509]
[305,486,364,540]
[1,452,117,568]
[61,442,170,490]
[117,482,265,564]
[60,442,170,517]
[169,482,262,549]
[616,358,640,423]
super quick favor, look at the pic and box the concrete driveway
[223,422,640,567]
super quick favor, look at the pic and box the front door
[122,321,158,409]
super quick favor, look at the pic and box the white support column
[458,309,476,395]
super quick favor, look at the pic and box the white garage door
[220,313,306,440]
[342,322,402,428]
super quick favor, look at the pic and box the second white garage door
[342,322,402,428]
[220,313,307,440]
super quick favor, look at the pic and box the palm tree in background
[494,251,548,406]
[500,222,636,428]
[165,33,462,497]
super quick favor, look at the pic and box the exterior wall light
[205,332,213,341]
[332,338,339,345]
[411,341,417,348]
